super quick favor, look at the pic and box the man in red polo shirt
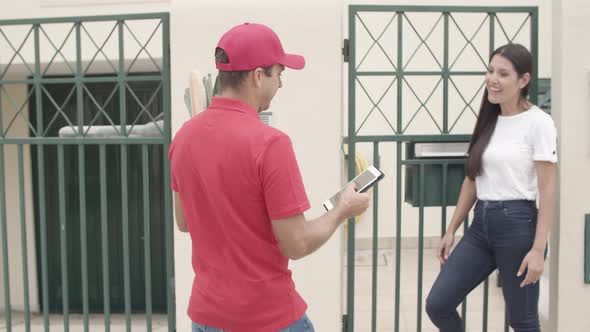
[169,23,369,332]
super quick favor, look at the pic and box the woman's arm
[532,161,557,251]
[517,161,557,287]
[437,176,478,264]
[447,177,478,234]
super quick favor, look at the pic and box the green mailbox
[404,142,469,207]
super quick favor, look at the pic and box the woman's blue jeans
[191,313,315,332]
[426,200,544,332]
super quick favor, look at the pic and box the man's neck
[221,89,260,113]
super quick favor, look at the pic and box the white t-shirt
[476,106,558,201]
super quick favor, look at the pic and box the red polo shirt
[169,97,310,331]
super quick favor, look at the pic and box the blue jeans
[426,200,544,332]
[191,313,315,332]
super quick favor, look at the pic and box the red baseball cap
[215,23,305,71]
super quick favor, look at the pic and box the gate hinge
[342,38,350,63]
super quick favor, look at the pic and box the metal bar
[356,71,487,76]
[489,12,495,57]
[162,13,176,332]
[395,142,402,332]
[346,7,357,332]
[40,85,78,138]
[0,12,169,26]
[396,10,403,133]
[119,20,126,137]
[448,14,489,70]
[18,145,31,332]
[395,11,403,331]
[39,24,77,77]
[402,159,466,166]
[530,8,539,104]
[82,22,119,75]
[0,86,38,138]
[402,13,444,71]
[0,137,166,145]
[142,145,153,331]
[346,134,471,143]
[0,83,3,136]
[123,21,163,74]
[401,76,444,134]
[355,12,397,71]
[355,77,397,134]
[443,12,449,133]
[121,144,132,331]
[38,147,50,332]
[57,145,70,331]
[461,216,469,331]
[0,144,11,332]
[34,23,42,137]
[417,164,425,332]
[76,21,84,138]
[371,142,380,332]
[441,163,448,238]
[81,84,122,137]
[483,278,489,332]
[75,20,90,330]
[349,5,538,13]
[448,80,486,132]
[0,26,35,79]
[99,145,111,332]
[78,145,90,331]
[34,22,50,331]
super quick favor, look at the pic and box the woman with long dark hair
[425,43,557,332]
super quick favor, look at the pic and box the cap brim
[279,53,305,70]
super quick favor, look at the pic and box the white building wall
[552,0,590,331]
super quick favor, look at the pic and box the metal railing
[0,13,173,332]
[345,5,538,332]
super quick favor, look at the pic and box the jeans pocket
[505,206,535,223]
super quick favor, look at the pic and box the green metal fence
[0,13,174,331]
[345,6,538,332]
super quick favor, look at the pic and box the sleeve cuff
[533,154,558,163]
[269,201,311,220]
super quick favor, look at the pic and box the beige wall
[552,0,590,330]
[170,0,344,331]
[0,83,39,311]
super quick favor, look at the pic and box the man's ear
[252,68,264,88]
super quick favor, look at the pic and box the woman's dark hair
[464,43,533,180]
[215,47,273,90]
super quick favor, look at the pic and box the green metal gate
[0,13,174,331]
[345,6,538,332]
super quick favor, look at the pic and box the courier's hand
[334,183,370,220]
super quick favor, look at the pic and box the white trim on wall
[41,0,169,8]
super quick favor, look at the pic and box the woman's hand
[517,248,545,287]
[437,232,455,265]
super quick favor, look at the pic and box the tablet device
[323,165,384,211]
